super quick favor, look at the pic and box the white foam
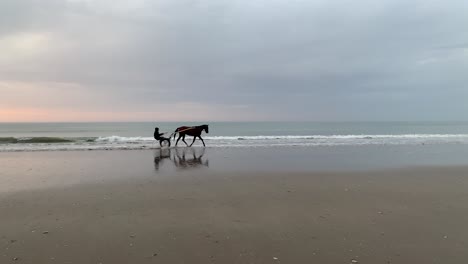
[2,134,468,152]
[95,136,154,143]
[206,134,468,140]
[93,134,468,143]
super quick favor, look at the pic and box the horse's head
[202,124,209,133]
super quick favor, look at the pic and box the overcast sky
[1,0,467,122]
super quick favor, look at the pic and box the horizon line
[1,120,468,124]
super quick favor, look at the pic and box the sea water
[1,122,468,152]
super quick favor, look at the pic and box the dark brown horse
[173,124,209,147]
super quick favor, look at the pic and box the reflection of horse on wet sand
[173,148,209,169]
[153,148,209,171]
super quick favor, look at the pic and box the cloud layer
[1,0,467,121]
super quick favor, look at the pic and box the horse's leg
[182,135,189,146]
[189,136,197,147]
[198,136,206,147]
[159,140,163,147]
[175,135,182,146]
[167,138,171,147]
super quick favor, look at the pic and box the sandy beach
[1,149,468,263]
[2,0,468,260]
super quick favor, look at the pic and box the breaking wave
[1,134,468,152]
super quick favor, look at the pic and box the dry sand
[2,163,468,263]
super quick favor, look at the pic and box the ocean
[1,121,468,152]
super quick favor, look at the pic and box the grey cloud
[1,0,467,120]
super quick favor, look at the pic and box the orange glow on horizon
[0,107,261,122]
[0,107,186,122]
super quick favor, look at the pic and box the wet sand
[1,150,468,263]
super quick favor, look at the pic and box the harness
[159,127,196,139]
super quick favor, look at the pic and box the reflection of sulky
[153,148,172,171]
[173,148,209,169]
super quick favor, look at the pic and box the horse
[173,124,209,147]
[154,127,171,147]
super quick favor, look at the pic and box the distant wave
[1,134,468,152]
[205,134,468,140]
[95,134,468,141]
[95,136,153,143]
[0,137,73,144]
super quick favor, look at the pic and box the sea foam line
[1,134,468,152]
[94,134,468,142]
